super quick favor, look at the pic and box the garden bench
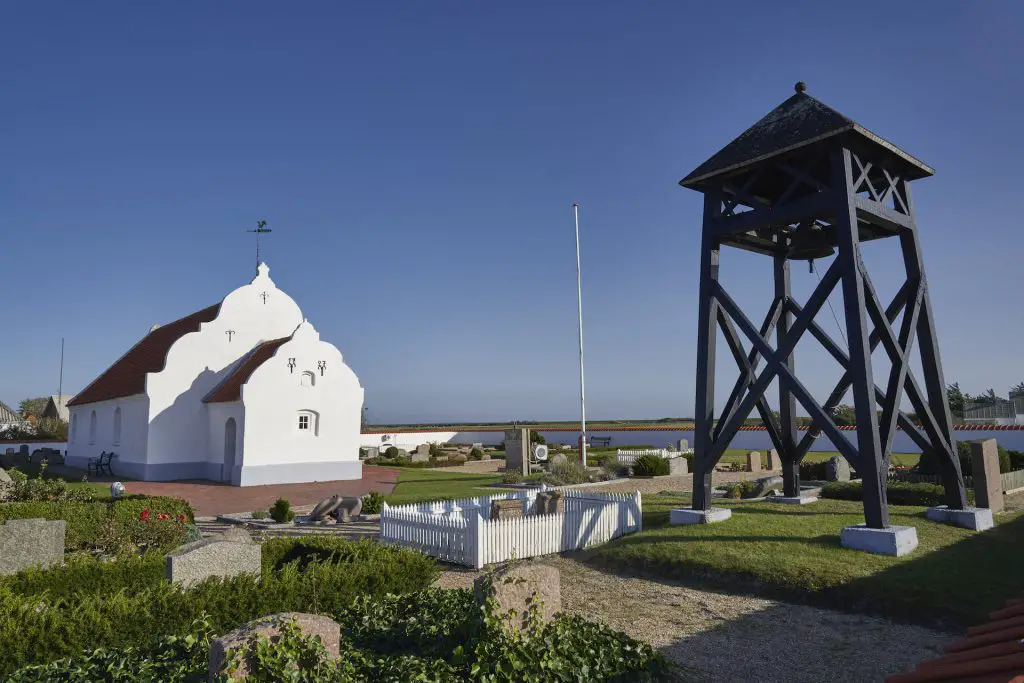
[590,437,612,447]
[87,451,115,477]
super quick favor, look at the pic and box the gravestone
[208,612,341,682]
[549,452,568,469]
[746,452,762,473]
[0,519,65,575]
[678,439,689,452]
[333,496,362,523]
[827,456,851,482]
[165,537,261,587]
[474,564,561,635]
[535,490,563,515]
[970,439,1004,513]
[503,429,530,476]
[490,498,524,520]
[669,455,688,476]
[18,445,29,458]
[750,475,785,498]
[412,444,431,462]
[769,449,782,470]
[363,446,379,460]
[307,495,343,522]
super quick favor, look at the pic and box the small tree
[830,404,857,426]
[18,397,48,417]
[530,431,545,445]
[946,383,965,415]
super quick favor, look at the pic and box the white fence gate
[616,448,694,466]
[379,489,642,569]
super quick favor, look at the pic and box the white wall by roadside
[360,428,1024,453]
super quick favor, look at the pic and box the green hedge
[0,496,193,551]
[12,588,670,682]
[820,480,975,507]
[919,442,1013,476]
[633,454,670,477]
[0,538,439,676]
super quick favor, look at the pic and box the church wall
[143,265,304,477]
[65,395,149,476]
[237,323,363,486]
[207,402,245,484]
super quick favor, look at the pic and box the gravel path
[434,555,953,683]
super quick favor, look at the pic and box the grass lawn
[381,468,533,506]
[588,493,1023,626]
[718,449,919,468]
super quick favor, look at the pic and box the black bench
[590,436,612,447]
[87,451,115,477]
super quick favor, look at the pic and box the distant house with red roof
[66,263,364,486]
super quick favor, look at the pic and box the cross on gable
[259,291,269,304]
[225,330,236,341]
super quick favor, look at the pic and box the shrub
[0,539,440,676]
[500,469,523,484]
[361,490,384,514]
[821,480,975,506]
[0,495,193,552]
[543,459,592,486]
[469,447,485,461]
[251,509,268,520]
[1010,450,1024,471]
[920,442,1013,476]
[530,431,546,445]
[10,588,669,682]
[383,446,401,459]
[799,460,830,480]
[5,463,96,503]
[722,480,758,499]
[632,454,670,477]
[601,459,625,479]
[428,442,444,458]
[269,498,295,524]
[449,454,467,466]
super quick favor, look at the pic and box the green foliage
[529,431,545,445]
[830,404,857,426]
[543,459,592,486]
[632,454,670,477]
[429,442,444,457]
[18,397,48,416]
[1010,450,1024,471]
[821,480,974,506]
[361,490,385,514]
[5,462,95,502]
[384,446,401,459]
[34,417,69,440]
[946,382,966,415]
[722,480,758,499]
[251,509,268,520]
[501,469,523,484]
[0,495,192,552]
[183,523,203,544]
[799,460,830,480]
[469,447,485,460]
[921,442,1015,476]
[0,538,440,676]
[269,497,295,523]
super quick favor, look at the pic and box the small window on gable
[301,371,316,387]
[297,410,319,436]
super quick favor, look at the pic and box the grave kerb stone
[165,538,261,588]
[0,518,65,575]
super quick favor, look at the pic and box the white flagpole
[574,203,588,468]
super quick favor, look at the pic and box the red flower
[176,514,186,523]
[140,509,151,522]
[157,513,169,521]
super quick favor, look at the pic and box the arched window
[89,411,97,445]
[71,414,77,443]
[300,371,316,387]
[296,410,319,436]
[113,407,122,446]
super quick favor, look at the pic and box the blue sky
[2,1,1021,423]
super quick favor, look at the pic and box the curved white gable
[237,320,363,476]
[146,263,305,465]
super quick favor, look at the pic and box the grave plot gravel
[434,555,953,683]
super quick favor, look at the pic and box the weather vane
[247,220,272,269]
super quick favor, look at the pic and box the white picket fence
[616,448,694,466]
[379,489,642,569]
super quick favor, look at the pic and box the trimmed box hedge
[820,480,975,506]
[0,537,440,676]
[0,495,193,551]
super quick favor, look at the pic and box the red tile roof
[68,304,222,407]
[202,337,290,403]
[886,593,1024,683]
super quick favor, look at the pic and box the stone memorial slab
[503,429,530,476]
[208,612,341,681]
[769,449,782,470]
[678,439,689,451]
[0,518,65,575]
[746,451,762,473]
[490,498,525,520]
[165,538,261,587]
[474,564,561,634]
[827,456,851,482]
[670,508,731,524]
[412,444,431,462]
[970,439,1004,514]
[535,490,563,515]
[668,456,688,475]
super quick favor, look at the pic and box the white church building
[66,263,364,486]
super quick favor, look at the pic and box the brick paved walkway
[122,466,399,516]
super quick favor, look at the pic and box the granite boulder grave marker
[412,444,431,462]
[208,612,341,682]
[165,537,261,587]
[0,518,65,575]
[474,564,561,635]
[490,498,525,520]
[827,456,851,482]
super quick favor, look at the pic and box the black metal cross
[259,291,268,304]
[225,330,235,342]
